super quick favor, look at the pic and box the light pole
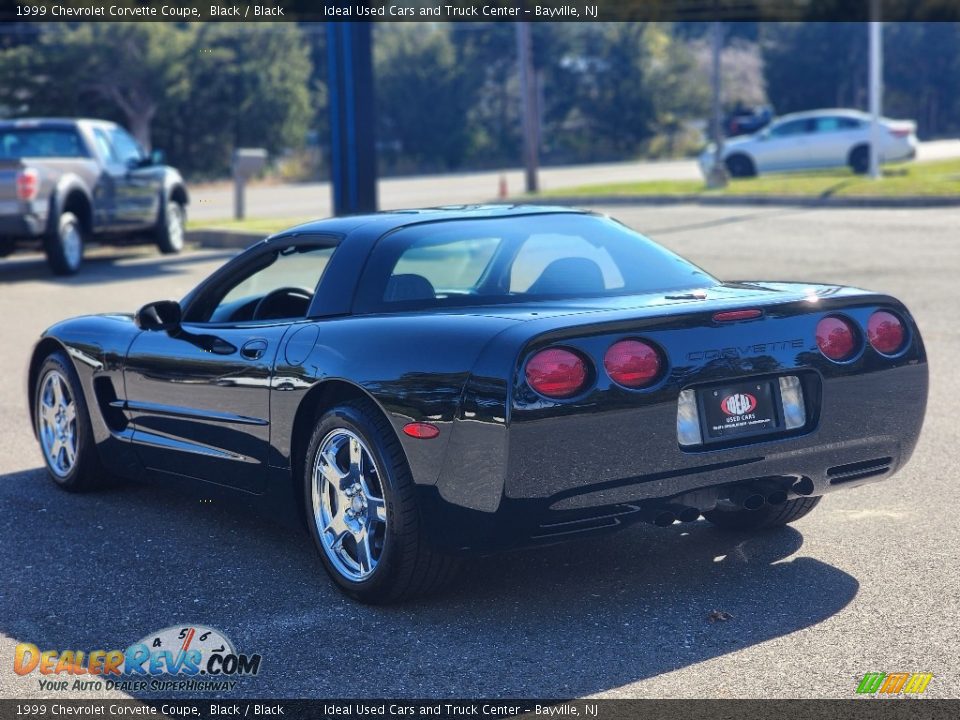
[516,22,539,194]
[706,20,727,188]
[868,8,883,179]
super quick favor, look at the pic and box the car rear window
[354,213,717,312]
[0,128,88,159]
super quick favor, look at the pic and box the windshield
[0,128,88,159]
[354,213,717,312]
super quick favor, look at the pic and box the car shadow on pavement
[0,467,858,698]
[0,249,237,286]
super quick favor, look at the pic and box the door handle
[241,339,268,360]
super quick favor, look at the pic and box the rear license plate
[698,379,782,441]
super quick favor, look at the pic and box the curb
[187,229,264,250]
[533,194,960,208]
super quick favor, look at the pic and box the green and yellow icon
[856,672,933,695]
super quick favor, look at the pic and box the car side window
[93,129,118,164]
[108,128,144,165]
[816,117,862,133]
[769,119,812,137]
[198,244,336,324]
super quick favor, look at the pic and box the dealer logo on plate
[721,393,757,416]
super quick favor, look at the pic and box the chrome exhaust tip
[639,508,677,527]
[663,503,701,523]
[727,487,765,511]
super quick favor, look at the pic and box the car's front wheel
[703,496,821,530]
[34,352,107,491]
[304,399,459,603]
[725,153,757,178]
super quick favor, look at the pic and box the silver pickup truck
[0,118,189,275]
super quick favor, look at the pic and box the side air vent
[827,457,893,485]
[93,377,128,432]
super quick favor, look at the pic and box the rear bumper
[0,212,45,238]
[885,136,918,163]
[423,358,927,553]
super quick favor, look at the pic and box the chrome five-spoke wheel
[38,370,78,478]
[311,429,388,582]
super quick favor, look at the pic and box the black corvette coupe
[29,206,927,602]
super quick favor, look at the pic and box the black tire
[44,211,84,276]
[33,352,108,492]
[303,399,460,603]
[155,198,185,255]
[849,145,870,174]
[703,496,822,531]
[725,153,756,178]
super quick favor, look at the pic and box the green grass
[186,216,316,235]
[539,157,960,199]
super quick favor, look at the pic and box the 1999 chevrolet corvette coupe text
[29,206,927,602]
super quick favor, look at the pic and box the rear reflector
[713,309,762,322]
[867,310,906,355]
[402,422,440,439]
[676,389,702,446]
[525,347,588,399]
[16,168,39,201]
[816,315,858,361]
[604,339,662,388]
[778,375,806,430]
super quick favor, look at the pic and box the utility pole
[706,20,727,188]
[868,0,883,179]
[516,22,539,194]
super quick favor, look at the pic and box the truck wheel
[33,351,108,491]
[304,399,460,603]
[704,497,821,531]
[155,199,185,255]
[45,212,84,276]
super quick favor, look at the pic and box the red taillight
[604,339,662,388]
[713,309,762,322]
[402,422,440,439]
[889,127,912,138]
[816,316,858,361]
[525,348,588,399]
[16,168,39,201]
[867,311,906,355]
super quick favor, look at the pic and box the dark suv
[0,118,189,275]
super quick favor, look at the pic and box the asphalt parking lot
[1,203,958,699]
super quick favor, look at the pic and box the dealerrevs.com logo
[13,625,262,693]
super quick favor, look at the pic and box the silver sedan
[699,109,917,178]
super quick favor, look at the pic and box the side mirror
[135,300,182,332]
[150,149,166,166]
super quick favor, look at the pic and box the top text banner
[4,0,960,23]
